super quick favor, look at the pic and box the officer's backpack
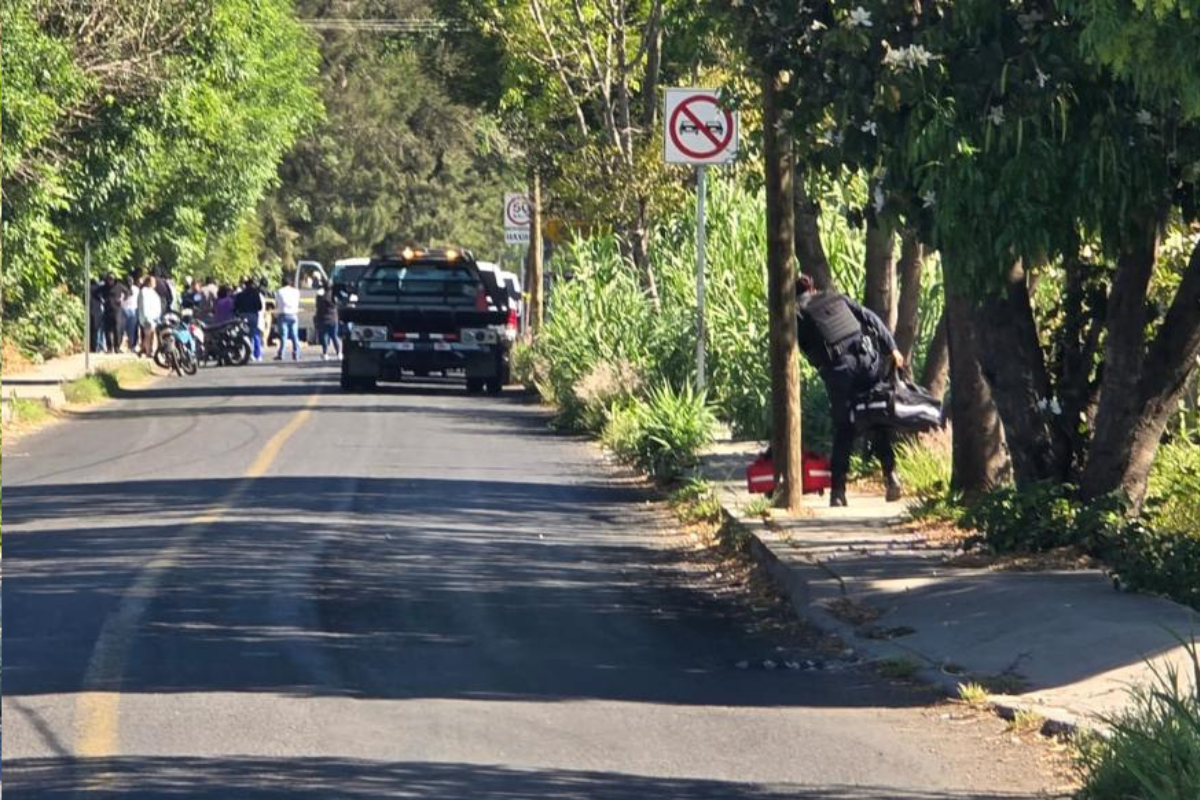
[797,291,863,361]
[851,370,944,434]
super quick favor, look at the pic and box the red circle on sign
[506,196,530,226]
[669,95,735,160]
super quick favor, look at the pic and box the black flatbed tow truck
[339,247,513,393]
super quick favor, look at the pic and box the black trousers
[103,312,123,352]
[823,360,895,488]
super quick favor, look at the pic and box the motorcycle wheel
[181,348,198,376]
[154,336,174,370]
[231,337,252,366]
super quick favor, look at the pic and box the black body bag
[851,370,944,434]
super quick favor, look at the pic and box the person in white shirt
[137,276,163,358]
[274,275,302,360]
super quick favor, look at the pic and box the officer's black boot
[830,477,848,507]
[885,471,903,502]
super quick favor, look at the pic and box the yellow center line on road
[74,393,321,767]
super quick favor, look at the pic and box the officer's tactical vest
[798,291,862,363]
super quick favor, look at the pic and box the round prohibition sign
[669,95,735,160]
[506,195,531,227]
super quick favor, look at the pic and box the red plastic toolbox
[746,452,832,496]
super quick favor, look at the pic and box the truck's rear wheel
[466,377,484,394]
[485,377,503,395]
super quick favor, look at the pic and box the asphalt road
[2,360,1059,799]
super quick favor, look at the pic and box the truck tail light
[475,288,488,310]
[506,307,518,331]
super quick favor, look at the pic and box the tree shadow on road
[0,757,1050,800]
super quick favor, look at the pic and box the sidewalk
[700,439,1199,732]
[2,351,140,419]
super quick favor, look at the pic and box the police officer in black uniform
[796,274,905,507]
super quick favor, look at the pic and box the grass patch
[62,374,110,404]
[742,494,774,519]
[957,682,991,706]
[6,396,53,427]
[1007,709,1047,735]
[1075,638,1200,800]
[62,362,152,406]
[875,656,922,681]
[669,479,725,526]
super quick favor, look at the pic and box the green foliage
[1145,441,1200,535]
[670,479,725,526]
[2,0,323,356]
[62,375,108,405]
[601,383,716,481]
[895,434,953,499]
[957,449,1200,610]
[6,286,86,360]
[535,176,880,449]
[1076,640,1200,800]
[962,482,1126,555]
[268,4,517,263]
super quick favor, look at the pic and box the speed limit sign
[504,193,531,243]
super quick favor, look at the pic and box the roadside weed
[875,656,922,681]
[1007,709,1046,735]
[742,495,774,519]
[957,682,990,706]
[1076,638,1200,800]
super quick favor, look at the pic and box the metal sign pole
[695,165,707,393]
[84,241,92,373]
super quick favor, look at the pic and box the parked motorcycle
[155,313,199,376]
[201,316,252,366]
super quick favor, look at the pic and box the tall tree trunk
[946,285,1010,497]
[920,311,949,401]
[764,70,802,512]
[893,231,924,361]
[1082,230,1200,507]
[1054,251,1106,479]
[630,198,660,311]
[793,165,834,290]
[527,169,545,334]
[863,216,896,328]
[973,262,1072,486]
[639,0,663,132]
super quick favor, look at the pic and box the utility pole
[84,241,92,373]
[764,71,803,511]
[527,169,544,333]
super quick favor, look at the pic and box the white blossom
[921,189,936,209]
[1035,68,1049,89]
[987,105,1006,126]
[1136,109,1154,126]
[848,6,873,27]
[883,43,935,71]
[832,129,845,146]
[872,183,885,213]
[861,120,878,137]
[811,18,827,30]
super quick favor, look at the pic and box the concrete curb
[713,496,1089,738]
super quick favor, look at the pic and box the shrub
[895,431,952,499]
[961,482,1126,555]
[1145,440,1200,536]
[508,341,541,391]
[602,383,715,481]
[1106,521,1200,611]
[1076,640,1200,800]
[8,285,86,360]
[573,359,642,434]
